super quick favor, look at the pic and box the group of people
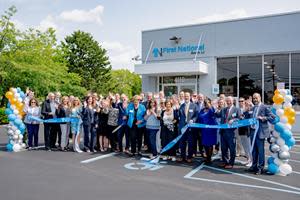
[23,89,275,175]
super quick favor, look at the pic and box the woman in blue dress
[198,98,218,164]
[70,97,83,153]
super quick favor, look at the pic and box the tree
[61,31,111,94]
[109,69,141,98]
[0,7,87,105]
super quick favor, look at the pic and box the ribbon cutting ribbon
[145,118,259,164]
[28,116,80,123]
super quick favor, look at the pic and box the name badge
[249,111,253,114]
[129,110,134,113]
[189,109,193,113]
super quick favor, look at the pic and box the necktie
[185,103,189,122]
[225,107,230,123]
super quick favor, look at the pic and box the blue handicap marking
[124,162,164,171]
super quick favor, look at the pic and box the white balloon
[21,143,26,148]
[19,134,23,139]
[14,93,20,98]
[272,153,278,158]
[18,139,23,144]
[283,102,292,108]
[276,137,285,146]
[13,134,18,140]
[273,103,282,110]
[280,89,287,97]
[280,145,289,152]
[273,131,280,138]
[276,109,284,116]
[284,95,293,103]
[11,126,18,131]
[18,97,22,102]
[12,88,17,94]
[10,105,16,110]
[280,116,288,124]
[13,144,21,152]
[13,109,19,115]
[10,140,15,145]
[15,129,21,135]
[7,129,14,135]
[279,163,292,176]
[274,158,283,166]
[283,124,292,131]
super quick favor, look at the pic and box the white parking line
[184,164,300,195]
[290,151,300,154]
[290,159,300,164]
[80,152,117,164]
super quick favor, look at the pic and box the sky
[1,0,300,71]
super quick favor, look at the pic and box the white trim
[289,53,292,90]
[80,153,117,164]
[262,55,265,103]
[237,56,240,99]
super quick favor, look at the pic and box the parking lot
[1,126,300,200]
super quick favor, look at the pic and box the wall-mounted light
[169,36,181,44]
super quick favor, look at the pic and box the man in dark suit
[178,92,199,163]
[215,96,240,169]
[41,92,59,151]
[248,93,275,175]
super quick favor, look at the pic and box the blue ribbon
[28,116,80,123]
[145,118,259,164]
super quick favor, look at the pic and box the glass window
[239,56,262,98]
[217,57,237,97]
[264,54,289,104]
[291,53,300,111]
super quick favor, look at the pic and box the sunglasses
[31,102,36,103]
[239,100,244,102]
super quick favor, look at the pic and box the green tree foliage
[61,31,111,94]
[0,7,86,105]
[109,69,141,98]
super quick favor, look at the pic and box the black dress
[98,109,109,137]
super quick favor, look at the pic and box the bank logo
[152,44,205,58]
[152,48,163,57]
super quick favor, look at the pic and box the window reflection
[217,57,237,97]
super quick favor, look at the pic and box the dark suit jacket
[41,99,56,120]
[215,106,240,134]
[178,102,199,131]
[249,103,274,139]
[81,107,97,126]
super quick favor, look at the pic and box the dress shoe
[255,169,264,175]
[224,164,233,169]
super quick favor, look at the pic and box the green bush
[0,107,9,124]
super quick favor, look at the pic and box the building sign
[152,43,205,58]
[212,84,220,95]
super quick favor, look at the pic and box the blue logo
[152,44,205,58]
[152,48,162,58]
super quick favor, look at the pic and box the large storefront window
[239,56,262,98]
[217,57,237,96]
[264,54,289,104]
[159,75,198,96]
[292,53,300,111]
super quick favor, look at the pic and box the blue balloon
[281,129,292,141]
[271,108,277,115]
[286,137,296,147]
[8,114,16,121]
[14,118,22,126]
[268,163,279,174]
[5,108,13,115]
[267,156,275,164]
[7,102,11,108]
[16,87,21,92]
[19,124,26,132]
[19,91,25,99]
[270,116,280,125]
[274,123,285,133]
[6,143,13,152]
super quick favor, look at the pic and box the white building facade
[135,11,300,130]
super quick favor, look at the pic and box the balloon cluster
[267,89,296,176]
[4,87,26,152]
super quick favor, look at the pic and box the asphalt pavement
[1,126,300,200]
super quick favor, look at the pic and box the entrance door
[163,85,178,97]
[179,85,196,94]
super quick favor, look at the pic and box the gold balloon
[16,102,24,110]
[10,98,17,105]
[284,107,296,118]
[288,116,295,125]
[274,89,280,95]
[5,91,14,99]
[272,94,284,105]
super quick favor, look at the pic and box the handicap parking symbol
[124,162,164,171]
